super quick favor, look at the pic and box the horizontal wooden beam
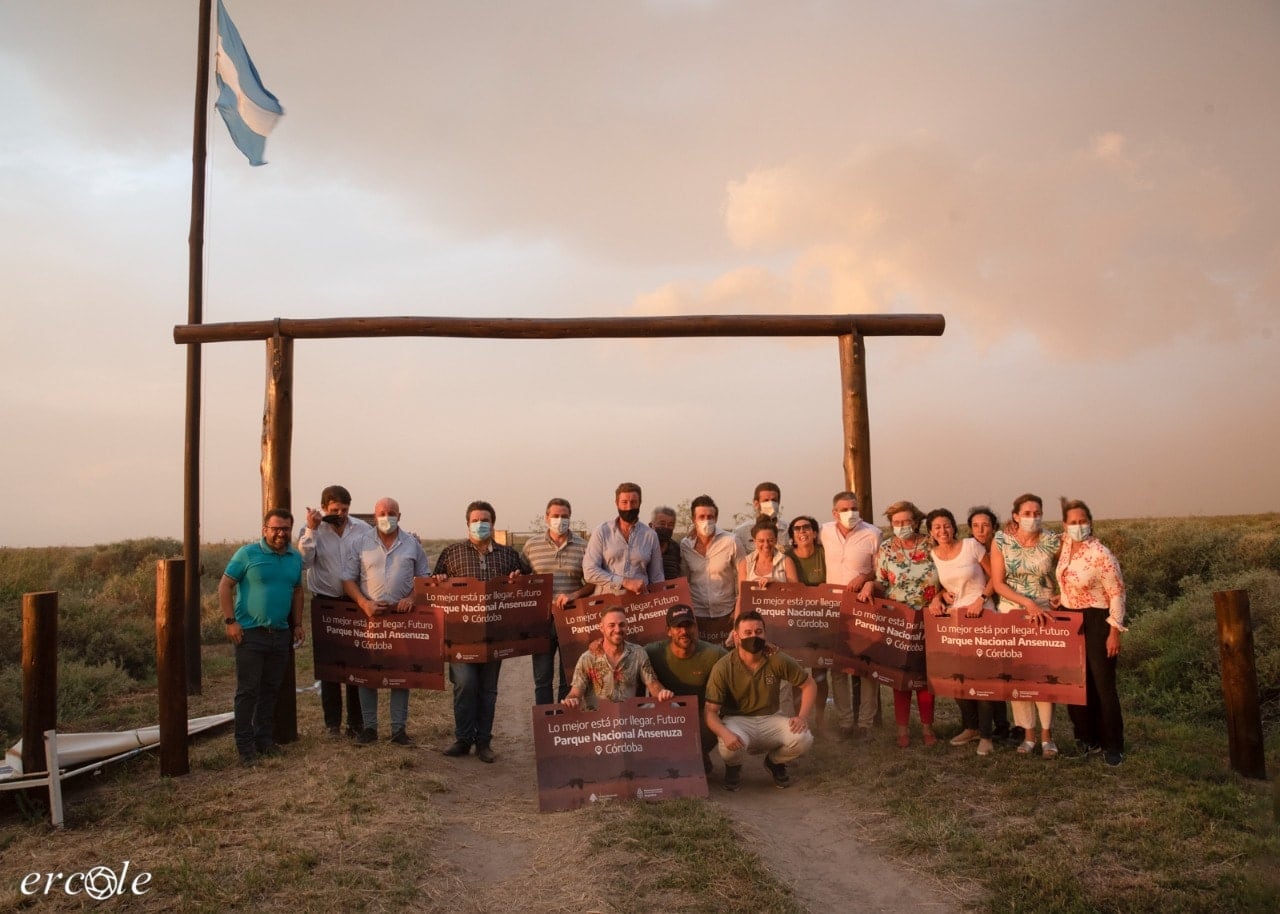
[173,313,944,344]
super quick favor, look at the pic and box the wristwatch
[223,617,235,625]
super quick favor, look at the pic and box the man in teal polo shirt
[220,508,305,765]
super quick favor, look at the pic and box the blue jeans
[234,627,291,753]
[357,687,409,734]
[532,629,570,706]
[450,660,501,745]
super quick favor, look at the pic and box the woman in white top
[734,517,798,619]
[926,508,998,755]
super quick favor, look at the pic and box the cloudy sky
[2,1,1277,548]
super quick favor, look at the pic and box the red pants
[893,688,935,726]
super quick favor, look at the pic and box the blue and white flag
[214,0,284,166]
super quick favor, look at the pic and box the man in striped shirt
[522,498,593,705]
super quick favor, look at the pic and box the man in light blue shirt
[341,496,431,746]
[582,482,665,595]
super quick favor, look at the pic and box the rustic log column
[838,331,873,519]
[1213,589,1267,779]
[157,559,190,776]
[22,592,58,775]
[262,334,299,743]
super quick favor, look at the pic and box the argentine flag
[214,0,283,166]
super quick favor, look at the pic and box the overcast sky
[2,1,1277,548]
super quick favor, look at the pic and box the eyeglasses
[791,525,814,533]
[264,526,291,533]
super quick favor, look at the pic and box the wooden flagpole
[183,0,214,694]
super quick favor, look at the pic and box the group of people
[219,479,1127,785]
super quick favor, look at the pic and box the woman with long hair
[990,493,1062,758]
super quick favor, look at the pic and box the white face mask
[838,510,859,528]
[759,500,779,517]
[1018,516,1042,534]
[696,519,716,537]
[547,516,570,535]
[1066,523,1091,542]
[893,524,915,539]
[376,515,399,534]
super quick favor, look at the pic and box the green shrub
[0,660,136,747]
[1125,568,1279,727]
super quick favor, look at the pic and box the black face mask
[654,528,673,545]
[739,636,766,654]
[321,514,346,527]
[618,508,641,524]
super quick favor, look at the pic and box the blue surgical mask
[893,524,915,539]
[1066,523,1091,542]
[376,516,398,534]
[470,521,493,540]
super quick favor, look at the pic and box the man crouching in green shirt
[645,604,726,776]
[705,610,816,791]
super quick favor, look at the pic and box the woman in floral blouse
[1052,498,1127,767]
[857,500,939,748]
[991,493,1062,758]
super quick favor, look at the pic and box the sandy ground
[421,656,965,914]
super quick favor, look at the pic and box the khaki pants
[716,714,814,766]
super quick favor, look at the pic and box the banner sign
[740,582,845,667]
[925,610,1086,704]
[414,574,554,663]
[531,696,707,813]
[554,579,692,684]
[310,596,445,690]
[836,596,927,691]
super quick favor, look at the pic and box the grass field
[1,515,1277,911]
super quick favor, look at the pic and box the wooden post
[838,331,873,519]
[157,559,190,777]
[183,0,214,698]
[1213,590,1267,779]
[263,334,299,743]
[21,592,58,775]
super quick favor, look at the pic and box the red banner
[925,610,1086,704]
[740,582,845,668]
[531,696,707,813]
[836,596,928,691]
[414,574,554,663]
[553,579,692,684]
[310,596,445,690]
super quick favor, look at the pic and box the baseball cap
[666,605,696,627]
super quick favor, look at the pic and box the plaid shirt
[433,539,531,582]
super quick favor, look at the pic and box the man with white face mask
[820,490,882,737]
[733,481,786,554]
[522,498,593,705]
[434,500,532,763]
[680,495,745,629]
[341,497,431,746]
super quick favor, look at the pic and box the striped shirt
[521,531,588,597]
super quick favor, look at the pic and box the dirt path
[420,658,967,914]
